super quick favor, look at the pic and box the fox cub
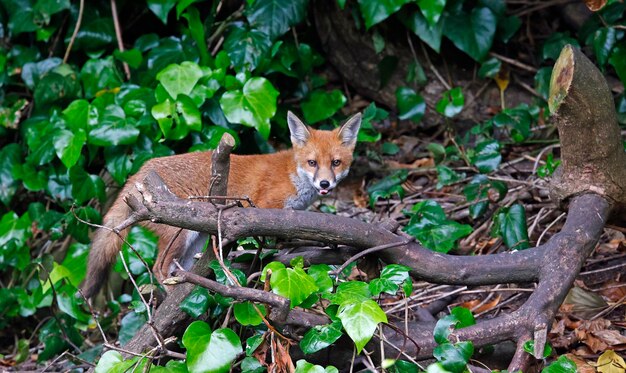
[82,112,362,298]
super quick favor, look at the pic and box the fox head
[288,111,362,196]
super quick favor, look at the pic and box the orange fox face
[288,112,361,197]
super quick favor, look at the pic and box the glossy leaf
[396,87,426,122]
[220,77,278,139]
[435,87,464,118]
[399,8,443,52]
[301,89,347,124]
[156,62,203,100]
[337,299,387,353]
[443,7,496,61]
[147,0,177,24]
[493,204,530,250]
[542,355,577,373]
[182,321,242,373]
[358,0,411,29]
[417,0,446,27]
[610,42,626,86]
[404,200,472,253]
[433,342,474,373]
[300,321,343,354]
[80,57,123,99]
[223,25,272,71]
[470,140,501,173]
[53,129,85,169]
[247,0,308,40]
[233,302,266,326]
[270,267,318,308]
[181,287,212,318]
[0,144,22,206]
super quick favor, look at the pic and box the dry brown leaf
[274,339,295,373]
[459,299,481,310]
[566,353,598,373]
[576,319,613,353]
[600,280,626,302]
[472,295,502,314]
[564,286,609,318]
[585,0,608,11]
[592,329,626,346]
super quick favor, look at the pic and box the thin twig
[63,0,85,63]
[111,0,131,79]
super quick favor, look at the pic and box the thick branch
[170,269,291,323]
[548,45,626,212]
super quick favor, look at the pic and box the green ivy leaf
[301,89,347,124]
[80,57,123,99]
[247,0,308,40]
[435,87,464,118]
[113,49,143,69]
[233,302,266,326]
[182,321,242,373]
[246,334,264,356]
[156,62,204,100]
[295,360,338,373]
[88,105,140,146]
[147,0,177,24]
[358,0,411,29]
[433,342,474,373]
[403,200,472,253]
[591,27,618,68]
[220,77,278,139]
[541,355,576,373]
[118,311,147,346]
[610,42,626,86]
[443,7,496,61]
[324,281,371,306]
[337,299,387,353]
[53,129,86,169]
[399,8,443,52]
[69,18,115,52]
[181,286,212,318]
[270,267,318,308]
[300,321,343,354]
[417,0,446,27]
[450,307,475,328]
[241,357,265,373]
[115,226,158,275]
[223,25,272,71]
[69,166,105,205]
[308,264,333,294]
[436,165,464,189]
[493,204,530,250]
[396,87,426,122]
[541,33,579,62]
[0,144,22,206]
[523,340,553,359]
[94,350,124,373]
[470,140,501,173]
[478,57,501,79]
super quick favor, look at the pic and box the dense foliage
[1,0,625,371]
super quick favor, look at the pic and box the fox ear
[288,111,311,146]
[338,113,362,146]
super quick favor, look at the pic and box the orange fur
[81,113,361,299]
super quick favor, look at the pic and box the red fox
[81,112,362,299]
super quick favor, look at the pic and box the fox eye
[308,160,317,167]
[331,159,341,167]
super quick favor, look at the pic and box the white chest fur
[285,171,319,209]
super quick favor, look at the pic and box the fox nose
[320,180,330,189]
